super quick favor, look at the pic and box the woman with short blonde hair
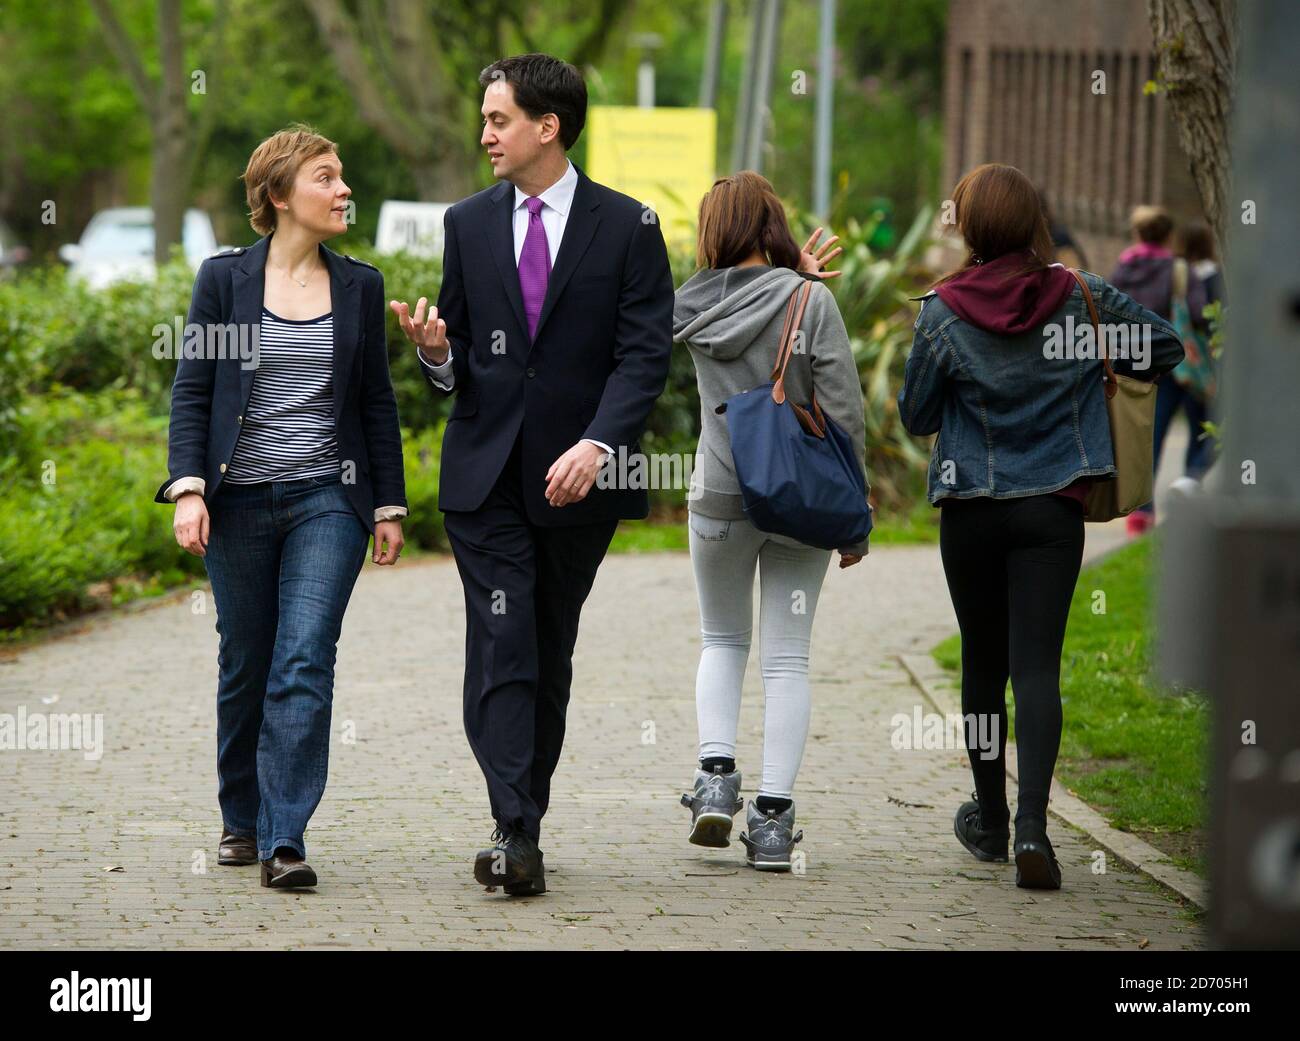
[157,125,406,889]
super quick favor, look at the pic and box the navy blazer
[429,166,673,526]
[154,236,406,532]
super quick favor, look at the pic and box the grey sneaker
[738,800,803,871]
[680,767,743,847]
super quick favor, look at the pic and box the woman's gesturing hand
[798,227,843,280]
[174,492,210,557]
[390,297,448,364]
[373,520,404,565]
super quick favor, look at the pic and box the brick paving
[0,525,1202,950]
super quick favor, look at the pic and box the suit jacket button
[526,367,536,378]
[236,415,243,423]
[219,463,227,473]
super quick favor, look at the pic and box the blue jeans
[1135,378,1214,516]
[202,475,370,861]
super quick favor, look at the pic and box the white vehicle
[374,201,450,258]
[59,207,220,289]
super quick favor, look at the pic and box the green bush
[0,388,203,632]
[401,421,447,551]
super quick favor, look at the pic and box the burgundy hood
[934,251,1077,335]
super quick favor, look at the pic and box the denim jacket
[898,270,1184,505]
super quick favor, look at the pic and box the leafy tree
[88,0,229,263]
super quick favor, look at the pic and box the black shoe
[1014,823,1062,890]
[259,848,317,889]
[473,827,546,896]
[953,791,1010,862]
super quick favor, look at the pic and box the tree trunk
[1147,0,1238,249]
[152,0,189,265]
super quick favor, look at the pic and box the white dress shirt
[419,159,612,457]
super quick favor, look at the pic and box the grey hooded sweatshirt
[673,264,870,554]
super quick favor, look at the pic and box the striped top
[224,308,340,484]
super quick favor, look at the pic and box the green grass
[608,519,690,554]
[607,505,939,556]
[932,537,1209,876]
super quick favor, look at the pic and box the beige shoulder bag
[1069,269,1158,522]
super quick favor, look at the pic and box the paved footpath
[0,534,1200,950]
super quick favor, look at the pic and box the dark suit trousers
[442,434,617,841]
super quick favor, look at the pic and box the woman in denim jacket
[898,163,1182,889]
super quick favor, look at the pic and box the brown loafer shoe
[218,830,258,866]
[259,850,317,889]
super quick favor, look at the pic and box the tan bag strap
[770,279,813,403]
[769,286,800,381]
[758,278,826,438]
[1069,268,1117,400]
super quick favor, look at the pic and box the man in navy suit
[392,53,672,895]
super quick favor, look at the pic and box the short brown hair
[696,171,800,270]
[240,124,337,235]
[935,163,1054,285]
[1130,205,1173,245]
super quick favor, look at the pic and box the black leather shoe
[259,849,317,889]
[1014,823,1062,890]
[218,830,258,866]
[473,828,545,896]
[953,792,1010,862]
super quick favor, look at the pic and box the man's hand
[390,296,448,364]
[173,492,209,557]
[798,227,843,280]
[838,551,863,569]
[545,441,608,507]
[373,520,404,565]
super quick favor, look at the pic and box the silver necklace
[273,263,313,288]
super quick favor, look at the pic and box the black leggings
[939,494,1084,829]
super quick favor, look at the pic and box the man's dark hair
[479,53,587,150]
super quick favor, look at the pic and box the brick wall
[942,0,1206,275]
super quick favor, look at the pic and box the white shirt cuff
[164,477,206,501]
[581,438,613,458]
[374,505,408,523]
[418,347,454,390]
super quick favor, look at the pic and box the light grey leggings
[688,512,831,800]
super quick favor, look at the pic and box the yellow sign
[585,106,717,251]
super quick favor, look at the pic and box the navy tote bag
[716,280,872,551]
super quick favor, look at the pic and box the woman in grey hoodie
[673,171,868,871]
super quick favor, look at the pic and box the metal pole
[731,0,762,174]
[812,0,836,218]
[637,59,655,108]
[699,0,728,110]
[1158,0,1300,949]
[745,0,782,174]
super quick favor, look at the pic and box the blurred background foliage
[0,0,949,632]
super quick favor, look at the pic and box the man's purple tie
[518,196,551,340]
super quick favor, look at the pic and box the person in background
[900,164,1182,890]
[1037,186,1089,270]
[1180,219,1225,320]
[1109,205,1192,535]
